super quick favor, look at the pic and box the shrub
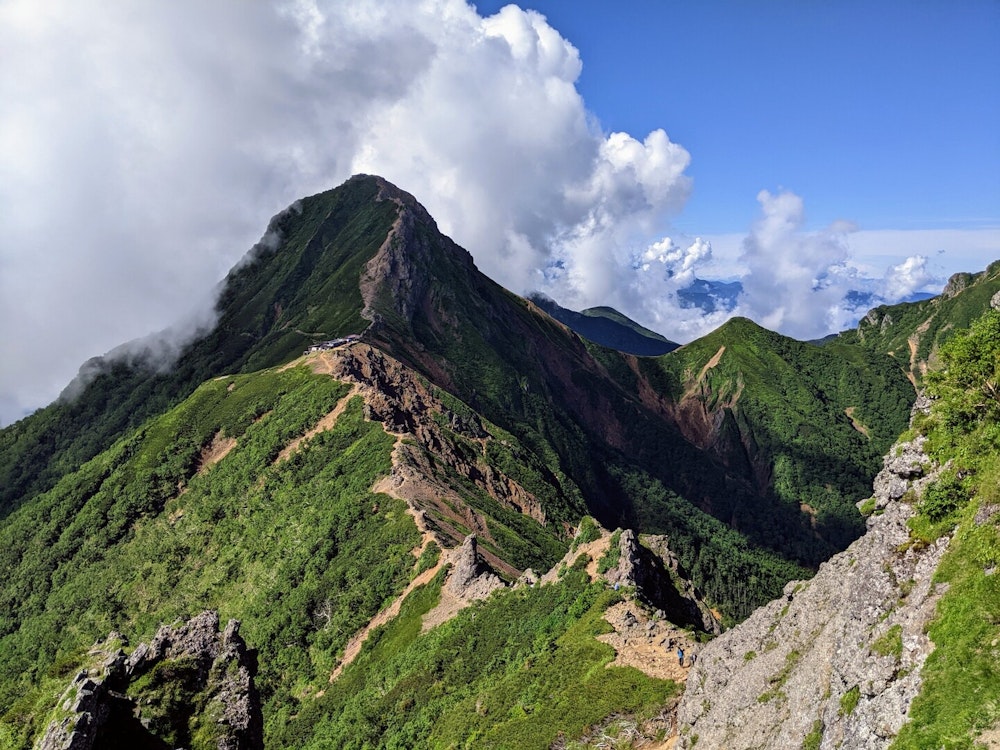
[920,473,970,523]
[871,624,903,659]
[571,516,601,551]
[597,530,622,574]
[839,685,860,716]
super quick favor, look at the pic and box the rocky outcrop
[602,530,721,635]
[675,432,948,749]
[37,612,262,750]
[420,535,508,632]
[942,271,974,299]
[37,672,114,750]
[639,535,723,635]
[310,343,555,563]
[445,535,506,602]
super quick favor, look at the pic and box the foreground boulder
[38,611,262,750]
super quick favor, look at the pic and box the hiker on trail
[677,647,685,667]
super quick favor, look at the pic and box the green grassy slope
[275,564,677,749]
[838,260,1000,380]
[0,361,589,748]
[0,367,412,743]
[0,176,398,518]
[0,175,918,624]
[641,317,914,553]
[887,309,1000,748]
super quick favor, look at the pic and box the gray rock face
[639,534,722,635]
[943,272,974,299]
[516,568,539,587]
[446,535,505,601]
[602,529,642,589]
[676,434,949,749]
[36,672,111,750]
[604,530,720,635]
[871,437,931,504]
[37,612,262,750]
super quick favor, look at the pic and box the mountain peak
[347,173,434,223]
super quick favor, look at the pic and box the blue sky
[477,0,1000,236]
[1,0,998,424]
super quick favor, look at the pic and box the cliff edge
[677,401,950,749]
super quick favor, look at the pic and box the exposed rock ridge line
[357,174,471,341]
[677,416,948,749]
[307,345,548,570]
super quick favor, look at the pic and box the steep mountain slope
[677,414,948,749]
[0,174,935,746]
[319,177,913,585]
[677,305,1000,749]
[0,343,713,748]
[0,176,399,517]
[641,317,913,553]
[839,260,1000,383]
[0,176,914,617]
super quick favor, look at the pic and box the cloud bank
[0,0,700,424]
[0,0,967,425]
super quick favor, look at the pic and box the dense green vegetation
[0,175,920,636]
[889,309,1000,749]
[3,175,973,746]
[0,359,608,748]
[610,463,810,623]
[0,367,420,747]
[273,562,677,749]
[374,213,906,614]
[647,317,913,554]
[840,260,1000,379]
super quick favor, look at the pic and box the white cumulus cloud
[880,255,934,301]
[0,0,694,425]
[736,189,857,338]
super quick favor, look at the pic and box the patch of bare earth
[322,435,450,686]
[540,534,612,585]
[844,406,871,437]
[273,387,359,465]
[597,600,697,684]
[977,726,1000,749]
[697,345,725,381]
[418,560,469,633]
[195,431,238,475]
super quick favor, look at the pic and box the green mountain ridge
[3,174,993,748]
[838,260,1000,382]
[525,294,678,356]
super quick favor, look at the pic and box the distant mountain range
[677,277,935,314]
